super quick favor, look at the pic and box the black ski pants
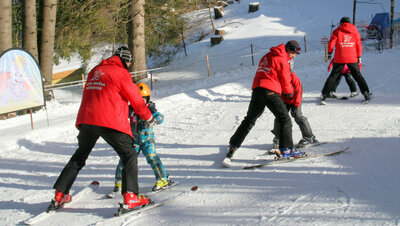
[272,103,313,141]
[333,73,357,93]
[229,87,293,149]
[322,62,369,96]
[54,124,139,195]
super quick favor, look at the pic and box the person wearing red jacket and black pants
[271,72,317,151]
[223,40,304,166]
[321,17,371,103]
[48,46,155,212]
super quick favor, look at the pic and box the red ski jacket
[328,22,362,64]
[76,55,152,137]
[252,44,293,96]
[281,72,302,107]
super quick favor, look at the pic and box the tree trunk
[24,0,39,61]
[40,0,57,100]
[129,0,147,82]
[0,0,12,53]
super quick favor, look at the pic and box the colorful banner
[0,48,45,115]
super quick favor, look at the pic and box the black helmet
[340,17,351,24]
[114,46,132,64]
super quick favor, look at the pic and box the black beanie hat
[340,17,351,24]
[285,40,301,54]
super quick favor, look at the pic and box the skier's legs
[272,104,291,139]
[332,74,343,93]
[115,142,140,182]
[53,124,99,194]
[321,63,344,96]
[229,87,266,148]
[142,139,167,181]
[291,105,313,138]
[115,160,123,181]
[264,93,293,148]
[347,63,369,94]
[99,127,138,195]
[344,74,357,93]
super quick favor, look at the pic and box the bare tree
[0,0,13,53]
[23,0,39,61]
[129,0,147,81]
[40,0,57,99]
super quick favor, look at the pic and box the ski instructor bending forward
[223,40,304,166]
[49,46,155,212]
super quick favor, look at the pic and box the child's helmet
[137,82,151,97]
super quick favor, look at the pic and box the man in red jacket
[321,17,371,103]
[48,46,155,212]
[223,40,304,167]
[271,72,318,151]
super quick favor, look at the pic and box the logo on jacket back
[340,34,354,47]
[257,58,272,74]
[86,69,106,90]
[90,70,104,81]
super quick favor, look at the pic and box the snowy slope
[1,0,400,225]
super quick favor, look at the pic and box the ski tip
[91,181,100,185]
[191,186,198,191]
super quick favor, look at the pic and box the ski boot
[116,192,152,216]
[363,91,372,103]
[152,178,169,191]
[349,91,359,98]
[46,189,72,213]
[268,137,281,156]
[279,148,303,159]
[296,136,318,148]
[327,92,337,99]
[272,137,279,149]
[222,145,237,167]
[114,180,122,193]
[107,180,122,198]
[320,94,327,105]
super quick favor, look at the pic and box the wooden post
[390,0,394,48]
[30,108,34,130]
[353,0,356,25]
[303,35,307,53]
[208,1,216,33]
[81,74,85,89]
[150,72,153,90]
[250,44,254,66]
[206,55,210,77]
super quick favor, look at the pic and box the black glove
[290,105,298,117]
[326,53,332,61]
[144,116,156,128]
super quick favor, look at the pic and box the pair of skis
[24,180,196,225]
[320,94,370,105]
[222,142,348,169]
[243,147,349,169]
